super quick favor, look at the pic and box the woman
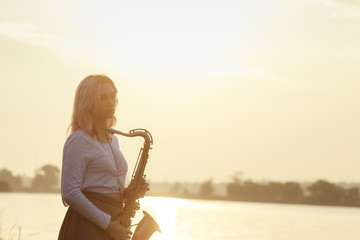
[58,74,148,240]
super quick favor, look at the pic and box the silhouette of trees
[169,182,181,194]
[1,163,360,208]
[226,177,360,206]
[199,178,214,197]
[305,179,360,206]
[31,164,60,192]
[306,179,342,205]
[0,169,22,192]
[227,182,241,200]
[281,181,304,203]
[227,171,243,200]
[0,180,11,192]
[343,187,360,206]
[241,180,263,201]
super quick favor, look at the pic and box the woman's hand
[138,178,150,198]
[124,178,150,199]
[105,217,132,240]
[131,201,141,218]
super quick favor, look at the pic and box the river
[0,193,359,240]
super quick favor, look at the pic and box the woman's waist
[82,190,123,208]
[103,192,123,202]
[81,183,124,195]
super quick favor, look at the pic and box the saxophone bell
[132,211,161,240]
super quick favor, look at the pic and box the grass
[0,225,21,240]
[0,211,21,240]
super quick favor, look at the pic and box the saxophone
[106,128,161,240]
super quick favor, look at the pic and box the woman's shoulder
[65,130,95,147]
[69,130,92,139]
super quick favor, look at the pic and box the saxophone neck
[106,128,153,145]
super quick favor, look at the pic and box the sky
[0,0,359,184]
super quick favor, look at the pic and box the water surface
[0,193,359,240]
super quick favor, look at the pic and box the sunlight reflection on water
[137,197,191,240]
[1,193,360,240]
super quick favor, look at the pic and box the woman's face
[94,82,117,121]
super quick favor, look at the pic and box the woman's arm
[61,134,111,230]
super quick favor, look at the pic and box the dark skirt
[58,191,123,240]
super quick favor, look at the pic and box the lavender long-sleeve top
[61,130,128,229]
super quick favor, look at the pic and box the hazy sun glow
[138,197,190,240]
[0,0,360,184]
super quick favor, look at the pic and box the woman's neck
[93,118,106,132]
[93,121,112,143]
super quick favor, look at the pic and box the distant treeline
[226,179,360,207]
[0,165,60,193]
[165,177,360,207]
[1,166,360,207]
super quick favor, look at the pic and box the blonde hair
[67,74,118,136]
